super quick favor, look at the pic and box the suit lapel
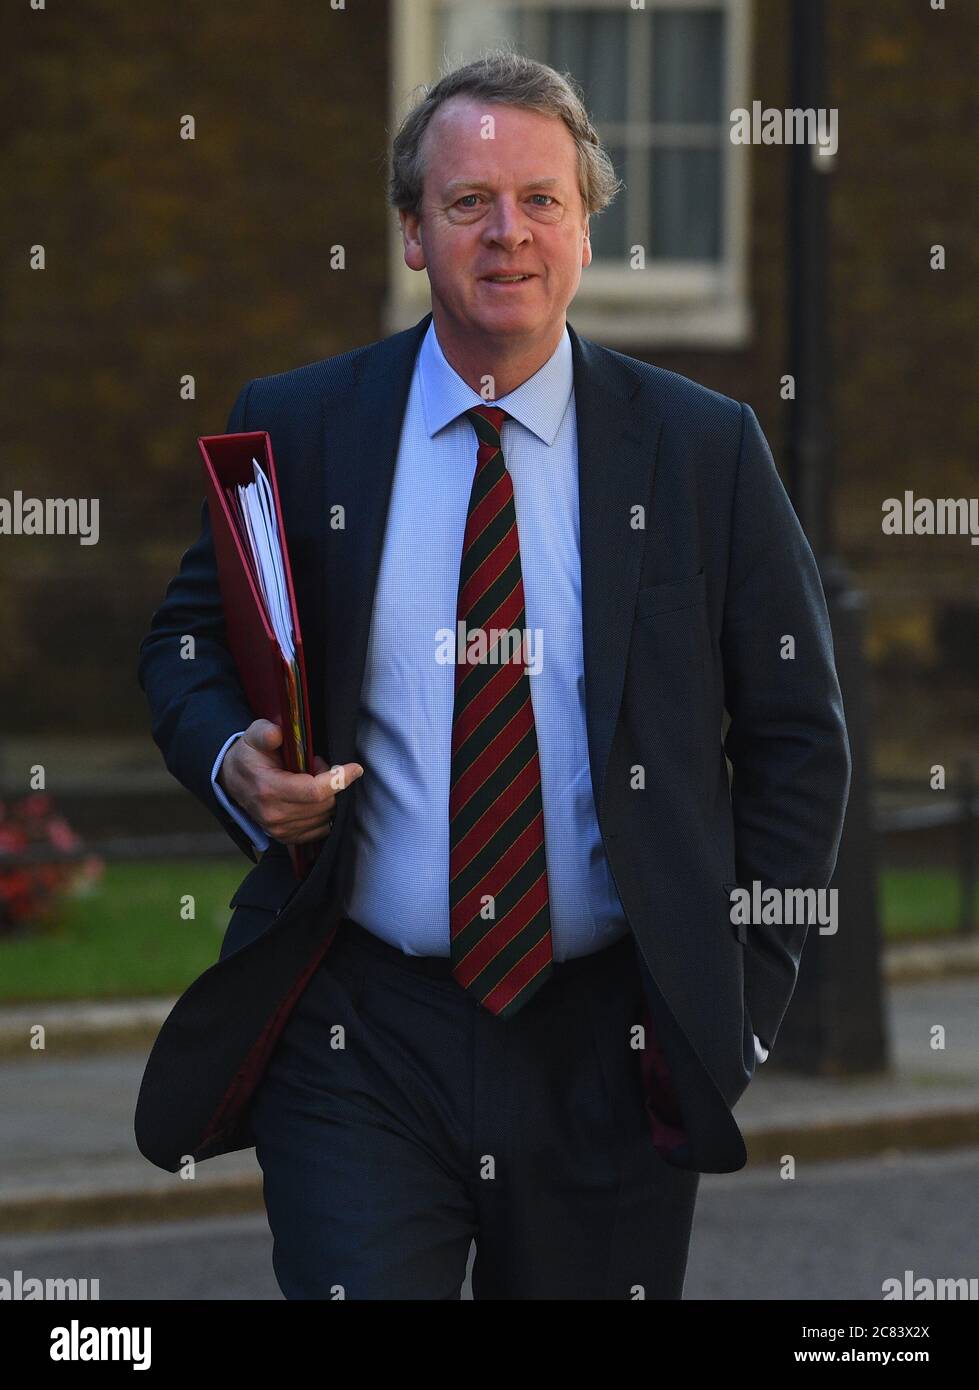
[568,321,662,822]
[316,313,662,839]
[319,314,433,770]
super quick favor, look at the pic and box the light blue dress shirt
[210,322,768,1054]
[214,319,626,962]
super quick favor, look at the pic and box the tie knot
[464,403,509,449]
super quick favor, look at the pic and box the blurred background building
[0,0,975,943]
[0,1,976,1301]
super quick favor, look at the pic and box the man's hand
[217,718,364,845]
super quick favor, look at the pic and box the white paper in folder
[235,459,296,665]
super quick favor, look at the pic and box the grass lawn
[878,868,977,939]
[0,859,244,1003]
[0,861,974,1004]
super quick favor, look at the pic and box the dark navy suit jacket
[135,311,850,1174]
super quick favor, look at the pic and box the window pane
[542,10,628,124]
[650,148,721,260]
[586,142,627,262]
[437,1,520,60]
[651,9,724,125]
[428,2,729,268]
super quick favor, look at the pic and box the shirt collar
[418,317,573,447]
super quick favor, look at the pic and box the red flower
[0,794,92,935]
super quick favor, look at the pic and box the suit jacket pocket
[221,851,301,961]
[634,568,706,620]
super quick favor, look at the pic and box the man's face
[400,96,592,347]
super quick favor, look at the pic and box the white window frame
[385,0,753,349]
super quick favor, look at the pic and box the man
[136,51,850,1300]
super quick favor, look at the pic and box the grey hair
[388,47,623,220]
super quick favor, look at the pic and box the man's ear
[400,207,426,271]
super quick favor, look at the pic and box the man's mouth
[481,274,534,283]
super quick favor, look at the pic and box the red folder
[199,430,316,880]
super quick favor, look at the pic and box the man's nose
[482,198,531,247]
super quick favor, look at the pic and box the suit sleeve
[720,403,851,1050]
[137,383,262,861]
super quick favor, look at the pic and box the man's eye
[453,193,555,208]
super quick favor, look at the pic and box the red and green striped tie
[449,404,554,1018]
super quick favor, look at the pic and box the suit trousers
[248,914,700,1300]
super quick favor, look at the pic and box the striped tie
[449,404,554,1018]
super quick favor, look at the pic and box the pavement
[1,939,977,1234]
[5,1149,978,1300]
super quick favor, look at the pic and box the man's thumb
[247,719,283,752]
